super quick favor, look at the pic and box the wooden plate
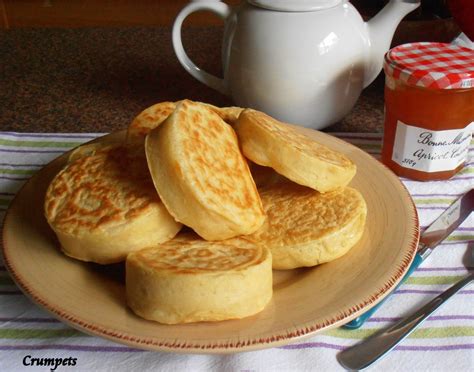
[2,129,419,353]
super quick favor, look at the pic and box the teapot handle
[172,1,231,95]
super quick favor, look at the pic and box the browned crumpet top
[128,234,267,273]
[45,145,161,234]
[175,101,260,213]
[128,101,243,140]
[245,110,353,167]
[201,103,243,124]
[249,183,365,246]
[128,101,176,137]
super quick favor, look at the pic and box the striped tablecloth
[0,132,472,371]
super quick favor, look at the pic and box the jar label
[392,121,473,173]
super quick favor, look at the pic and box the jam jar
[381,42,474,181]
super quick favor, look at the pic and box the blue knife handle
[343,253,424,329]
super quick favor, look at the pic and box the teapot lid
[248,0,342,12]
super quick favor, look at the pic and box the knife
[343,188,474,329]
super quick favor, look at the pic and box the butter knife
[343,188,474,329]
[337,256,474,370]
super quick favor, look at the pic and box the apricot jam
[381,42,474,181]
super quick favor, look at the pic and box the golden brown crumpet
[127,101,243,143]
[44,145,182,264]
[234,109,357,192]
[127,101,176,142]
[67,142,120,163]
[145,100,265,241]
[126,233,272,324]
[248,183,367,270]
[202,103,243,124]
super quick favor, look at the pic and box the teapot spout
[363,0,420,87]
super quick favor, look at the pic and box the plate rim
[1,130,420,354]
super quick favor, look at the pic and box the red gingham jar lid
[384,42,474,90]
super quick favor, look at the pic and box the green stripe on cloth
[0,329,87,339]
[414,198,455,205]
[405,275,465,285]
[460,167,474,174]
[446,235,473,242]
[325,326,474,339]
[0,138,80,148]
[0,168,36,175]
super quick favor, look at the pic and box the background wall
[0,0,455,29]
[0,0,461,47]
[0,0,240,29]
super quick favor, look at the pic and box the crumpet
[202,103,243,124]
[247,182,367,270]
[127,101,243,143]
[126,233,272,324]
[127,101,176,143]
[68,142,121,163]
[235,109,356,192]
[145,100,265,240]
[44,145,182,264]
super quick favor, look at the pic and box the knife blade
[343,188,474,329]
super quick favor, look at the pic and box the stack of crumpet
[44,144,182,264]
[44,100,366,324]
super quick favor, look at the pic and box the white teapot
[172,0,420,129]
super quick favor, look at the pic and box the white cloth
[0,132,472,371]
